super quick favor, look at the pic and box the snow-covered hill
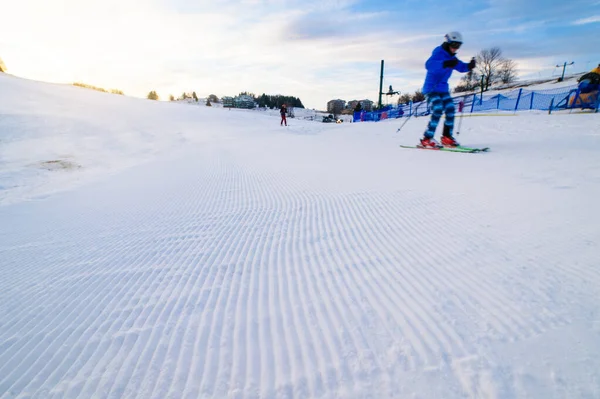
[1,72,600,398]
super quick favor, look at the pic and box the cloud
[1,0,600,109]
[476,0,598,23]
[573,15,600,25]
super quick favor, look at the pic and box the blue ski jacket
[422,45,470,94]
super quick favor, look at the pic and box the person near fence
[571,63,600,108]
[280,104,287,126]
[578,64,600,93]
[420,32,476,147]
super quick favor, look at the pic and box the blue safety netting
[353,83,599,122]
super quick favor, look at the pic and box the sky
[1,0,599,109]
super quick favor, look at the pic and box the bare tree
[412,90,425,103]
[476,47,504,91]
[398,93,412,105]
[454,47,517,92]
[454,70,481,93]
[498,59,518,84]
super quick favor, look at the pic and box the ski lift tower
[378,60,399,108]
[556,61,574,82]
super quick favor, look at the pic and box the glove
[442,59,458,69]
[468,58,476,70]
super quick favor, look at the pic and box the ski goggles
[448,41,462,49]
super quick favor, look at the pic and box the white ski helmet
[445,31,463,44]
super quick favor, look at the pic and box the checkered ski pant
[424,92,455,138]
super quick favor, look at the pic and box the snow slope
[1,73,600,398]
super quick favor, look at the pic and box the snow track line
[2,137,599,398]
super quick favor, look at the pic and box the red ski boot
[441,135,460,147]
[419,137,440,148]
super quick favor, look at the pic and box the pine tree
[147,91,159,100]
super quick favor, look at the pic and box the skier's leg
[440,94,461,146]
[441,93,455,137]
[424,93,443,138]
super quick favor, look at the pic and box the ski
[449,145,490,152]
[400,145,483,153]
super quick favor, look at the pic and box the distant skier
[280,104,287,126]
[420,32,476,148]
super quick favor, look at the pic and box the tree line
[254,93,304,109]
[74,82,124,95]
[147,90,305,108]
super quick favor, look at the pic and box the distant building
[234,94,256,109]
[222,96,234,108]
[347,100,360,110]
[360,100,374,111]
[345,99,374,112]
[327,99,346,115]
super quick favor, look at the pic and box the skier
[420,32,476,148]
[280,104,287,126]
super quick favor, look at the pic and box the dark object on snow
[322,114,341,123]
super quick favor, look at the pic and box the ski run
[1,73,600,398]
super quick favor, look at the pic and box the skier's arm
[454,59,470,73]
[425,50,445,73]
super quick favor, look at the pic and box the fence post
[514,88,522,111]
[470,94,476,113]
[529,92,535,110]
[409,101,413,117]
[548,98,554,114]
[497,95,501,110]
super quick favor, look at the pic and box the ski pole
[456,95,467,135]
[457,57,475,135]
[396,113,412,132]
